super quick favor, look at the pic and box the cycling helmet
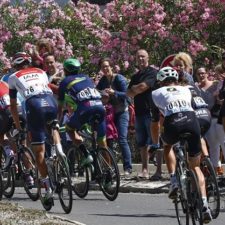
[12,52,32,65]
[63,58,81,73]
[157,66,179,82]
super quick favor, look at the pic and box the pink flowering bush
[0,0,224,76]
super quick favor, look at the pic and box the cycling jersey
[152,85,193,117]
[58,73,102,110]
[8,67,52,100]
[0,82,10,110]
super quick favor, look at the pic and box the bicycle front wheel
[19,147,39,201]
[56,156,73,214]
[67,146,89,198]
[96,148,120,201]
[201,156,220,219]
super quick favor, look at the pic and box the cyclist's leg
[25,95,55,199]
[188,129,212,223]
[66,109,92,165]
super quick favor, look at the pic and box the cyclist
[0,81,15,169]
[151,67,212,223]
[8,52,61,202]
[57,58,107,165]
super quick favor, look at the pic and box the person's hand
[105,88,115,95]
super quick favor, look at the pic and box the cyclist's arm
[9,90,22,130]
[150,92,161,145]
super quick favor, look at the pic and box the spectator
[173,52,194,85]
[44,54,64,85]
[28,39,54,69]
[195,66,225,175]
[127,49,162,180]
[215,51,225,75]
[97,57,132,176]
[101,91,118,152]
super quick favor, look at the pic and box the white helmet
[157,66,178,82]
[12,52,32,66]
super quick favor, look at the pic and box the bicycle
[38,120,73,214]
[173,133,204,225]
[0,129,39,201]
[200,155,220,219]
[66,113,120,201]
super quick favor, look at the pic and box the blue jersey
[58,74,101,110]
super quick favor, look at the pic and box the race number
[165,99,192,116]
[76,87,101,101]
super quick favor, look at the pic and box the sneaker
[81,154,93,167]
[25,174,34,189]
[168,183,179,199]
[216,166,224,176]
[124,169,132,176]
[202,206,212,224]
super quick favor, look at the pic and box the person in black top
[127,49,161,180]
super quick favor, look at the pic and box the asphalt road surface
[5,189,225,225]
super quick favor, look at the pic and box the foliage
[0,0,224,76]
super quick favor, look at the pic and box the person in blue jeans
[127,49,162,180]
[97,58,132,175]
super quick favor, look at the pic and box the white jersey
[8,67,52,100]
[152,85,194,117]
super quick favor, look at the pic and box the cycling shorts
[0,109,12,135]
[161,111,201,157]
[195,108,211,136]
[66,100,106,140]
[25,94,57,144]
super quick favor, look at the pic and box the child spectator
[101,91,118,151]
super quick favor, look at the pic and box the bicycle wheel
[187,170,203,225]
[96,147,120,201]
[174,161,189,225]
[55,155,73,214]
[2,167,15,198]
[19,147,39,201]
[200,156,220,219]
[67,146,89,198]
[0,151,15,199]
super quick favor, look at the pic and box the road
[4,188,225,225]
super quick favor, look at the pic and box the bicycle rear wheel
[19,147,39,201]
[96,147,120,201]
[174,161,189,225]
[200,156,220,219]
[56,155,73,214]
[67,146,89,198]
[187,170,203,225]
